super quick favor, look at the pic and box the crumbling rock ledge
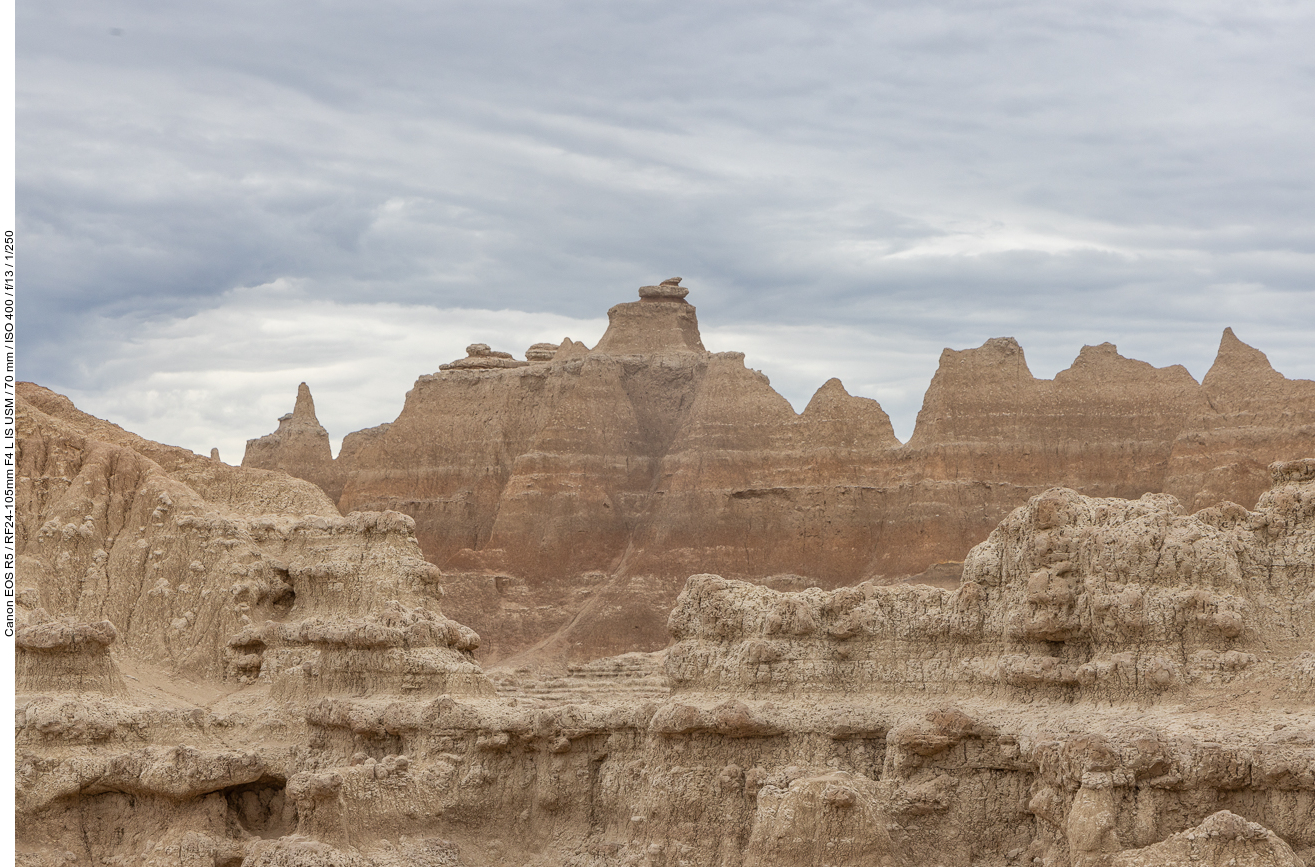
[666,460,1314,702]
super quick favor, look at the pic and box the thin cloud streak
[61,284,610,463]
[57,283,1314,463]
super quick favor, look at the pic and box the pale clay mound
[241,282,1315,665]
[15,373,1315,867]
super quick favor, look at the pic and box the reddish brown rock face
[241,284,1314,663]
[1166,328,1315,511]
[18,382,1315,867]
[888,338,1217,576]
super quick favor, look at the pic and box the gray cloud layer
[19,1,1315,456]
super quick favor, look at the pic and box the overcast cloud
[18,0,1315,458]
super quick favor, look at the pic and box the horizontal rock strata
[240,283,1315,663]
[17,387,1315,866]
[16,382,488,694]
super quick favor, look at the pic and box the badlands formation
[245,282,1315,663]
[13,281,1315,867]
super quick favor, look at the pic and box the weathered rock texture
[240,284,1315,664]
[16,389,1315,867]
[16,382,488,694]
[243,382,344,503]
[1167,328,1315,512]
[668,460,1315,699]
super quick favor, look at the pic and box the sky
[18,0,1315,460]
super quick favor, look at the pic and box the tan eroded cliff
[17,382,488,694]
[16,385,1315,866]
[241,283,1313,663]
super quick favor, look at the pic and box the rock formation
[440,343,531,371]
[16,385,1315,866]
[16,382,487,687]
[243,382,343,502]
[240,282,1314,664]
[1167,328,1315,511]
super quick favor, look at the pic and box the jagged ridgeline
[243,280,1315,663]
[13,361,1315,867]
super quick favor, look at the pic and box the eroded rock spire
[292,381,318,423]
[242,382,342,501]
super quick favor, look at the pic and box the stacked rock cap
[525,342,559,362]
[594,277,706,354]
[440,343,530,370]
[638,277,689,301]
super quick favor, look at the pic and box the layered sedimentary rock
[1167,328,1315,511]
[891,338,1212,573]
[667,460,1315,699]
[16,382,487,691]
[242,283,1314,662]
[16,616,126,694]
[18,384,1315,867]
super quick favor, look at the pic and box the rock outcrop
[1109,811,1305,867]
[666,458,1315,700]
[17,386,1315,867]
[16,615,126,694]
[240,282,1313,664]
[243,382,344,502]
[1167,328,1315,511]
[17,382,487,693]
[439,343,531,371]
